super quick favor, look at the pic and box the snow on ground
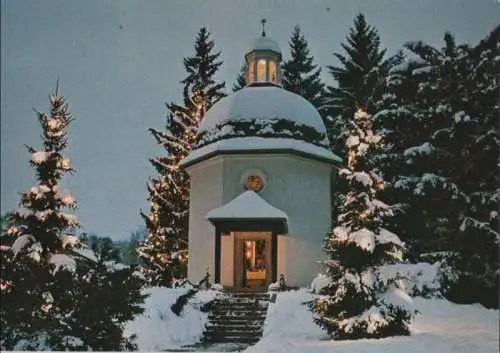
[261,289,322,341]
[244,291,498,353]
[124,287,220,351]
[137,264,497,353]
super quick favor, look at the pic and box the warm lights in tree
[312,107,412,339]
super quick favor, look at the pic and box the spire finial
[261,18,267,37]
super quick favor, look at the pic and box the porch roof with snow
[206,190,288,233]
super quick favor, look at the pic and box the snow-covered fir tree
[373,36,467,256]
[232,64,247,92]
[0,87,146,350]
[138,26,226,286]
[326,13,401,158]
[374,26,500,307]
[3,84,80,268]
[282,25,326,115]
[0,87,80,349]
[311,109,413,339]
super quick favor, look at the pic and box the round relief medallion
[244,175,264,192]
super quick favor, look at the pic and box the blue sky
[1,0,499,240]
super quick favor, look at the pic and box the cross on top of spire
[261,19,267,37]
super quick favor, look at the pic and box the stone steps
[204,327,263,336]
[202,334,261,344]
[206,319,265,327]
[209,310,267,318]
[213,301,269,306]
[206,323,262,330]
[201,292,270,345]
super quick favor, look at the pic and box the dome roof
[180,86,341,168]
[198,86,326,136]
[247,36,281,55]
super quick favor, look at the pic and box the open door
[234,232,272,291]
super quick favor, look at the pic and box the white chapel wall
[221,153,333,287]
[277,234,287,281]
[186,156,224,283]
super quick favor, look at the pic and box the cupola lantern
[245,19,282,86]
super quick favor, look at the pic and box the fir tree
[0,86,146,350]
[79,233,122,264]
[447,26,500,308]
[1,214,8,231]
[311,109,413,339]
[232,64,247,92]
[138,26,226,286]
[374,26,500,307]
[326,13,401,157]
[57,259,146,351]
[3,84,80,267]
[282,25,326,114]
[0,87,80,349]
[123,227,145,265]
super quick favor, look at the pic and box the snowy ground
[124,287,221,351]
[129,265,498,353]
[243,289,499,353]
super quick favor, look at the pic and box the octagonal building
[180,29,340,291]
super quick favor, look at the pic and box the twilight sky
[1,0,499,240]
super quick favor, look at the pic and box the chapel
[180,24,340,290]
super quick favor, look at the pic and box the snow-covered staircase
[202,292,270,345]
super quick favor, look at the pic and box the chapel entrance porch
[206,191,288,292]
[215,226,280,292]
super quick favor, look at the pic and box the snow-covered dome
[180,86,341,168]
[247,36,281,55]
[198,86,327,136]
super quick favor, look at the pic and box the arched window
[269,61,277,83]
[257,59,266,82]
